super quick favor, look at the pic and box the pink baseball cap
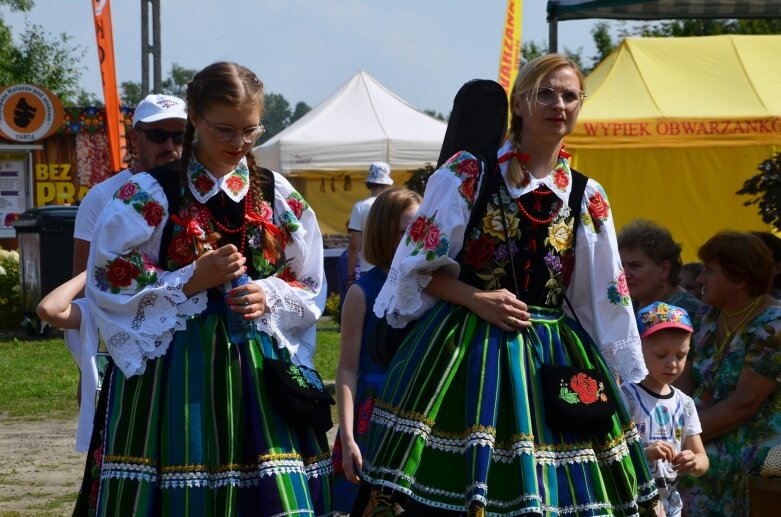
[637,302,693,338]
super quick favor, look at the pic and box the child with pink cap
[621,301,710,517]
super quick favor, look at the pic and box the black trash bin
[12,206,78,322]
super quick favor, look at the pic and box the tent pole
[549,15,558,53]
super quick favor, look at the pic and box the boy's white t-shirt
[620,382,702,517]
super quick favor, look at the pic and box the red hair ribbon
[245,211,287,251]
[498,152,530,164]
[170,214,203,237]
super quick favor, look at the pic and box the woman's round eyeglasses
[530,86,585,108]
[204,117,265,143]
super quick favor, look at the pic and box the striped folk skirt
[354,302,658,516]
[75,305,333,516]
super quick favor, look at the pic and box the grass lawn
[0,319,342,419]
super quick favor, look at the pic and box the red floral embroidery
[453,155,479,179]
[106,257,141,288]
[225,175,245,195]
[167,233,197,267]
[408,215,428,242]
[569,373,599,404]
[116,182,138,201]
[357,396,375,435]
[464,234,496,270]
[278,264,304,288]
[553,168,569,189]
[616,271,630,298]
[193,174,215,194]
[587,190,610,232]
[141,200,164,227]
[459,176,477,206]
[287,197,305,219]
[423,224,441,251]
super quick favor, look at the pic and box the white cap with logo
[132,94,187,127]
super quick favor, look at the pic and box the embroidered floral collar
[187,155,250,204]
[498,140,573,202]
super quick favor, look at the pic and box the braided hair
[180,61,282,262]
[506,54,584,186]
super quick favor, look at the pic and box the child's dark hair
[363,188,422,270]
[180,62,281,261]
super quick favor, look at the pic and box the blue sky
[2,1,630,114]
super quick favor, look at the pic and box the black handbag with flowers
[262,355,335,434]
[539,364,616,435]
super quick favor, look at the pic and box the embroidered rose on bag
[559,372,607,405]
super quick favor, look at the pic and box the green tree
[738,153,781,233]
[0,19,85,106]
[258,94,311,144]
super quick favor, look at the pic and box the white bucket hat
[367,161,393,185]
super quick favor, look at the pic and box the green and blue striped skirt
[356,302,657,516]
[83,302,333,516]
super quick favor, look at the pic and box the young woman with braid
[73,62,332,515]
[352,56,659,515]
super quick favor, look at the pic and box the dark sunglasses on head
[136,127,185,144]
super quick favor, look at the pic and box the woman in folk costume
[352,55,659,516]
[76,62,332,516]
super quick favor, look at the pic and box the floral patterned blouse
[85,156,326,377]
[373,142,647,383]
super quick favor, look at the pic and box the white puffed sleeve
[254,172,326,369]
[565,178,647,383]
[85,173,207,377]
[374,151,483,328]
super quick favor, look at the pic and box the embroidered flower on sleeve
[113,181,165,228]
[405,212,450,261]
[607,271,631,306]
[94,249,160,294]
[279,210,300,234]
[443,152,480,208]
[587,189,610,234]
[286,192,309,219]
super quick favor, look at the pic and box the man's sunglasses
[136,127,185,144]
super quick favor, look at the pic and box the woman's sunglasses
[136,127,186,144]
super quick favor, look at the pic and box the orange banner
[92,0,125,172]
[497,0,522,96]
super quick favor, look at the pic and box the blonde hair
[363,188,422,270]
[507,54,585,186]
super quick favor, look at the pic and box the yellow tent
[567,35,780,261]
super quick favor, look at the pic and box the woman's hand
[467,289,531,332]
[340,437,363,484]
[226,281,268,319]
[184,245,245,296]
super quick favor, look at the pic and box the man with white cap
[347,161,394,282]
[72,94,187,274]
[56,94,186,446]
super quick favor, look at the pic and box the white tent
[254,71,446,176]
[253,71,446,234]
